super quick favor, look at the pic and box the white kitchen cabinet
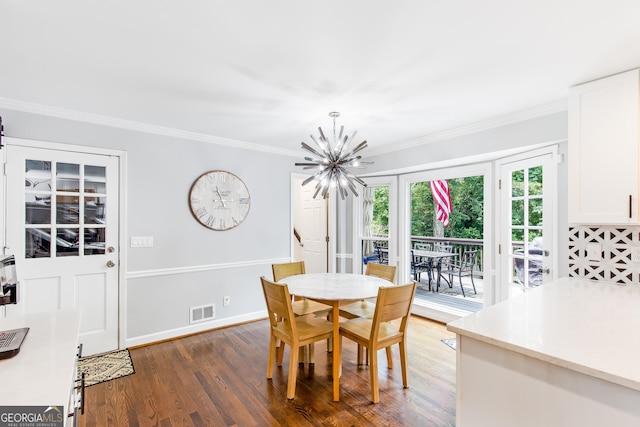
[568,68,640,224]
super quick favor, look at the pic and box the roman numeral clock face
[189,170,251,231]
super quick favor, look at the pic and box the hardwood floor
[78,315,457,426]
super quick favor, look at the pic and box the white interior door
[3,141,120,356]
[498,148,556,300]
[293,177,328,273]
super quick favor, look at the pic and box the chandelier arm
[342,169,367,187]
[301,142,326,159]
[346,140,368,157]
[344,177,360,197]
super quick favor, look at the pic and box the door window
[499,150,555,299]
[25,160,107,258]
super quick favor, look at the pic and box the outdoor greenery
[410,176,484,239]
[370,168,542,241]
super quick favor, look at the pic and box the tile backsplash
[569,225,640,284]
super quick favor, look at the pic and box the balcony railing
[363,235,484,276]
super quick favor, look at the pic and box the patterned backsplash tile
[569,226,640,284]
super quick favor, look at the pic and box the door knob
[538,268,550,274]
[107,246,115,253]
[106,260,116,268]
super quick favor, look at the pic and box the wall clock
[189,170,251,230]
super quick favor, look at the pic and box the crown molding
[0,97,301,157]
[0,96,567,159]
[366,99,568,156]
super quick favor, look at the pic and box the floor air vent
[190,303,215,324]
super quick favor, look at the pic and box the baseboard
[125,310,267,348]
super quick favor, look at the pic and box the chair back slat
[261,276,296,335]
[371,282,417,339]
[272,261,305,282]
[365,262,397,283]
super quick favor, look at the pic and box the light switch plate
[131,236,154,247]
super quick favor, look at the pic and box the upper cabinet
[568,69,640,224]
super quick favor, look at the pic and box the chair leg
[399,341,409,388]
[370,345,380,403]
[287,344,299,399]
[277,341,286,367]
[357,344,364,365]
[299,347,305,365]
[459,271,466,297]
[267,335,277,379]
[386,347,393,369]
[308,343,315,364]
[470,273,477,294]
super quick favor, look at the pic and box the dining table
[276,272,391,401]
[412,249,458,291]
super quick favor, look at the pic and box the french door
[2,139,121,355]
[498,147,557,300]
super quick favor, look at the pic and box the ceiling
[2,0,640,155]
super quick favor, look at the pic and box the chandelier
[295,112,373,199]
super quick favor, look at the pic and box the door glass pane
[528,166,542,196]
[57,195,79,224]
[26,228,51,258]
[511,200,524,225]
[528,198,542,226]
[85,197,106,224]
[57,228,80,257]
[85,165,106,193]
[26,203,51,224]
[56,163,80,191]
[511,170,524,197]
[85,228,105,255]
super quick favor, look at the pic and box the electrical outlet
[586,244,601,261]
[223,296,231,307]
[632,247,640,263]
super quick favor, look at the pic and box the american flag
[430,180,451,227]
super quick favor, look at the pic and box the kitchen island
[447,277,640,426]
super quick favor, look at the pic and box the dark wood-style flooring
[78,315,456,426]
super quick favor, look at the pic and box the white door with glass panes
[3,140,120,356]
[498,149,556,300]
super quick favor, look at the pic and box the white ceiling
[2,0,640,154]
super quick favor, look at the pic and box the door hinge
[498,244,501,254]
[325,236,330,243]
[498,179,501,190]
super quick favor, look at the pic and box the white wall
[0,107,570,345]
[0,108,297,346]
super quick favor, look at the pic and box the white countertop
[447,277,640,392]
[0,309,81,408]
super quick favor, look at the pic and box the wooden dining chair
[272,261,331,364]
[260,276,334,399]
[339,262,396,319]
[339,263,398,366]
[339,281,417,403]
[272,261,331,317]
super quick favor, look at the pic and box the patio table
[412,249,458,291]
